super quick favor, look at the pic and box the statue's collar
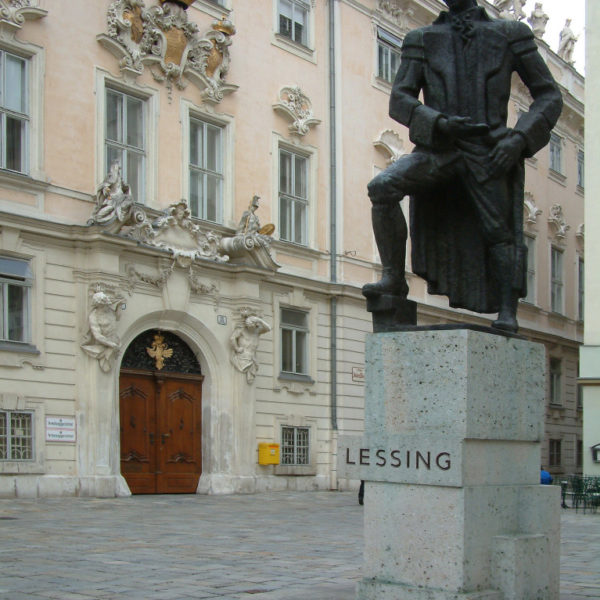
[434,6,490,25]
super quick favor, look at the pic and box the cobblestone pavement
[0,492,598,599]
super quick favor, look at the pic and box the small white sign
[352,367,365,383]
[46,416,76,442]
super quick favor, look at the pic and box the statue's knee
[367,175,391,204]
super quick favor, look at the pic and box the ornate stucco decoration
[98,0,238,102]
[220,195,281,271]
[146,333,173,370]
[548,204,570,240]
[494,0,526,21]
[229,308,271,384]
[150,201,227,267]
[376,0,415,31]
[81,285,126,373]
[374,130,404,164]
[89,167,229,266]
[576,223,584,247]
[273,86,321,137]
[524,192,542,225]
[528,3,549,38]
[0,0,47,34]
[125,263,174,292]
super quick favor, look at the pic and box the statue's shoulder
[488,17,535,44]
[402,26,427,47]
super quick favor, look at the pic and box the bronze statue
[364,0,562,333]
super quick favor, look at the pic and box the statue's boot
[490,242,519,333]
[362,203,409,298]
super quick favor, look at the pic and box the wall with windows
[0,0,586,496]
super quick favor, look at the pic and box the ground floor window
[280,425,309,466]
[0,410,33,461]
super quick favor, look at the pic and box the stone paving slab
[0,492,598,599]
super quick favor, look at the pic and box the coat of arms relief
[97,0,237,102]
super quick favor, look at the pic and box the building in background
[0,0,584,497]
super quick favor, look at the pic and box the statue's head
[442,0,477,11]
[92,291,111,306]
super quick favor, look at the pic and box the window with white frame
[0,50,28,174]
[577,150,584,188]
[0,257,32,344]
[189,117,224,222]
[578,256,584,321]
[549,439,561,468]
[280,425,309,466]
[549,133,562,174]
[279,148,308,245]
[278,0,310,46]
[105,88,146,202]
[377,28,402,84]
[280,308,308,376]
[550,246,564,313]
[549,357,562,406]
[0,410,33,461]
[523,234,536,304]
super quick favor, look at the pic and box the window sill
[271,33,316,63]
[548,169,567,186]
[190,0,231,19]
[278,372,315,384]
[0,341,40,355]
[0,169,49,193]
[372,76,393,95]
[274,464,316,476]
[576,184,584,196]
[549,403,565,411]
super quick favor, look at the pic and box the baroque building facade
[0,0,584,497]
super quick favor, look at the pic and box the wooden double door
[119,370,203,494]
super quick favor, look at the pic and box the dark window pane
[281,329,293,372]
[7,283,26,341]
[5,116,24,172]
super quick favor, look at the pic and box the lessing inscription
[345,447,451,471]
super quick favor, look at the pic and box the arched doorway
[119,330,204,494]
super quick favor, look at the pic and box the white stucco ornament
[494,0,526,21]
[548,203,571,240]
[0,0,46,33]
[229,309,271,384]
[81,287,125,373]
[558,18,578,65]
[374,130,405,164]
[273,86,321,137]
[524,192,542,224]
[528,3,549,38]
[219,195,281,270]
[98,0,238,102]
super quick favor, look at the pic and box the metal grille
[0,411,33,460]
[0,411,6,460]
[281,425,309,466]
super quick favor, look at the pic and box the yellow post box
[258,442,280,465]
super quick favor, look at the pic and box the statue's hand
[488,133,527,179]
[437,116,489,140]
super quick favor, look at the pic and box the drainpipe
[329,0,338,433]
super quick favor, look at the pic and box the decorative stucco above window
[0,0,47,36]
[273,86,320,137]
[97,0,238,103]
[548,203,570,242]
[373,129,404,164]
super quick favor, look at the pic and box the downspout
[329,0,338,433]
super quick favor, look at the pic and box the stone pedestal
[338,328,559,600]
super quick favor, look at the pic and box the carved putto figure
[90,160,134,226]
[528,3,549,38]
[558,18,578,64]
[230,310,271,383]
[220,196,280,270]
[81,289,125,372]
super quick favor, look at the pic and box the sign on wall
[46,417,76,442]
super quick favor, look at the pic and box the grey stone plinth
[348,328,558,600]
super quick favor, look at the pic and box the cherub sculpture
[89,160,134,226]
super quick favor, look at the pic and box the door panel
[119,373,157,494]
[157,378,202,494]
[120,371,202,494]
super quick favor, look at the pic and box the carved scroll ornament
[0,0,47,33]
[98,0,237,102]
[273,86,321,137]
[548,204,570,240]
